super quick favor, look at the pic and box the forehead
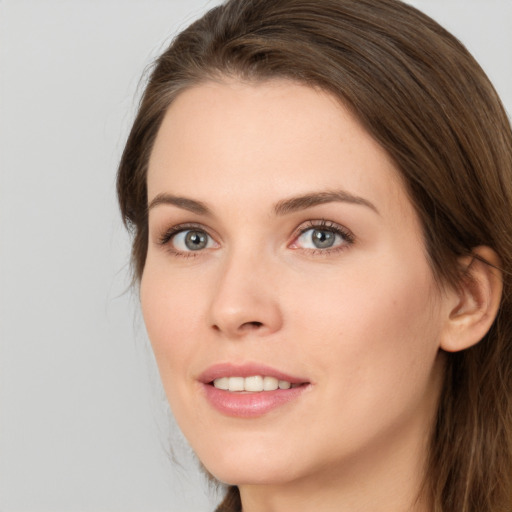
[147,79,408,218]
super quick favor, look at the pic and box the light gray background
[0,1,510,511]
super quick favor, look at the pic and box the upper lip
[198,363,309,385]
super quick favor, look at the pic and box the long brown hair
[117,0,512,510]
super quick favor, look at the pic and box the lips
[198,363,311,418]
[199,362,307,385]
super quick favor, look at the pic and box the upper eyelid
[293,219,354,238]
[157,222,217,245]
[298,220,339,231]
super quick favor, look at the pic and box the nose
[208,251,283,339]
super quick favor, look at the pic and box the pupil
[185,231,207,250]
[312,229,334,248]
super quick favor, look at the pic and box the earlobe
[440,246,503,353]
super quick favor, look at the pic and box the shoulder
[215,486,241,512]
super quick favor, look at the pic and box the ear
[440,246,503,353]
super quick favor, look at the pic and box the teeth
[213,376,296,392]
[245,375,263,392]
[263,376,278,391]
[213,377,229,390]
[228,376,245,392]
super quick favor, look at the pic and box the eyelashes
[157,219,355,258]
[158,223,217,257]
[291,220,355,253]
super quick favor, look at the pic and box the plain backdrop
[0,1,511,511]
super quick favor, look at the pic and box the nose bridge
[208,243,283,338]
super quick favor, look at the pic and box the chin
[194,436,304,486]
[208,462,297,487]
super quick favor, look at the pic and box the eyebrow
[274,190,379,216]
[147,189,378,216]
[148,193,212,216]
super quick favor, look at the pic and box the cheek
[294,254,437,336]
[140,266,214,438]
[280,261,443,467]
[292,254,442,399]
[140,264,207,380]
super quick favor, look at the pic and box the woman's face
[141,80,450,488]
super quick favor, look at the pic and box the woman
[117,0,512,510]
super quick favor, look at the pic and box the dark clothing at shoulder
[215,486,242,512]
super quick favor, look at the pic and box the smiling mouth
[211,375,305,392]
[202,367,311,417]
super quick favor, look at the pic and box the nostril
[243,321,263,329]
[211,321,263,333]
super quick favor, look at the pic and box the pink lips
[198,363,310,418]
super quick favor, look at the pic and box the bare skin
[141,79,501,512]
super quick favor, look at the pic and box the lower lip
[202,384,309,418]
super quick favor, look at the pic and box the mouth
[199,363,311,418]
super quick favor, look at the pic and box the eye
[299,228,338,249]
[159,225,218,255]
[174,230,213,251]
[291,221,354,252]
